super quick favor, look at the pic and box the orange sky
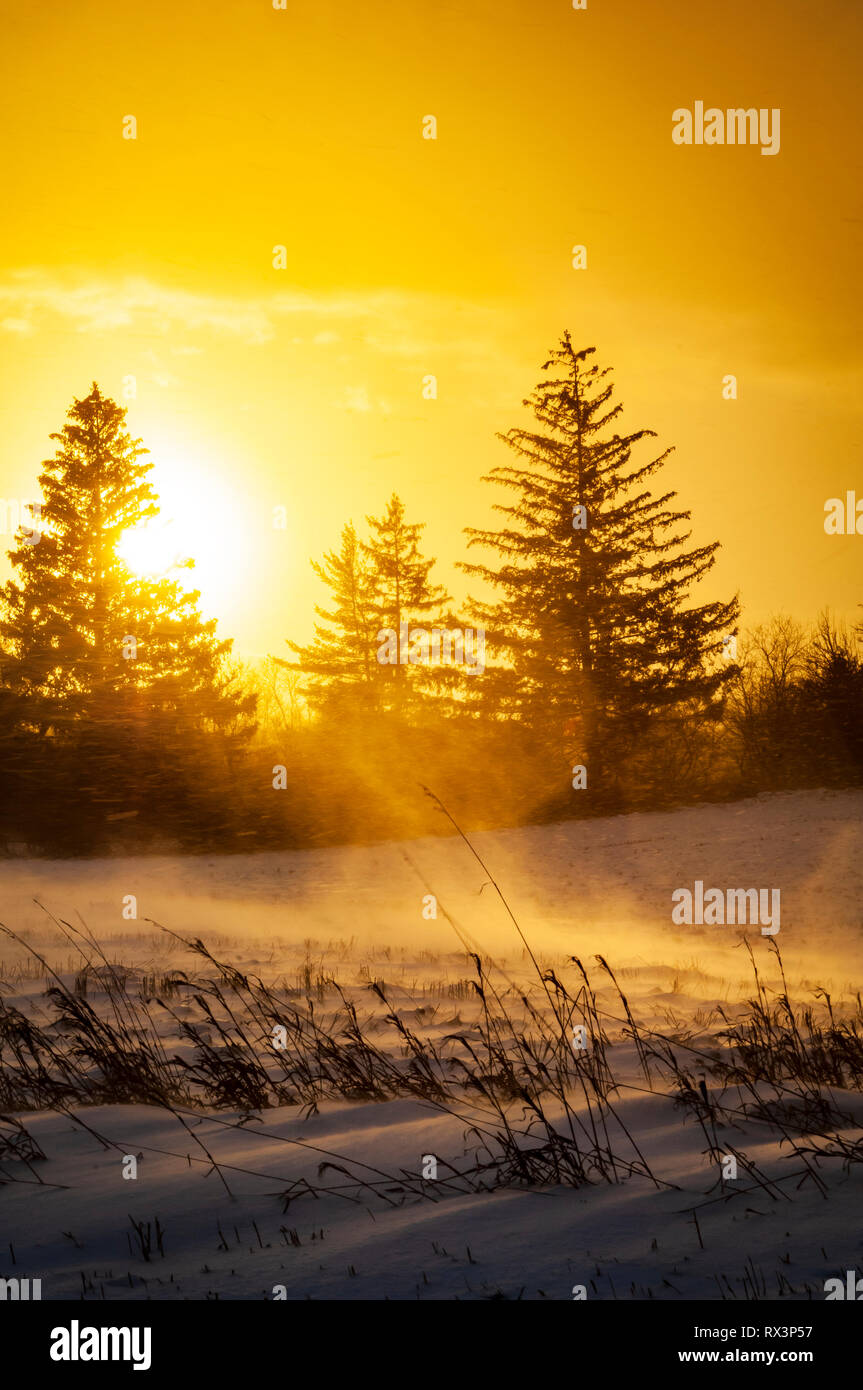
[0,0,860,657]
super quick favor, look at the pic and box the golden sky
[0,0,860,656]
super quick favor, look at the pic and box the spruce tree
[361,493,450,705]
[287,497,451,716]
[461,334,739,798]
[282,522,379,713]
[0,384,254,841]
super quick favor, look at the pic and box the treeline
[0,340,860,856]
[242,608,863,852]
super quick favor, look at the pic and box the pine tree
[461,335,739,798]
[287,497,451,716]
[361,493,450,706]
[797,614,863,784]
[282,523,379,713]
[0,384,255,841]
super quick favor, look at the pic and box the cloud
[0,273,417,345]
[340,386,394,415]
[0,272,502,359]
[342,386,372,413]
[0,274,271,341]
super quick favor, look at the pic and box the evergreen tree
[0,384,255,842]
[287,497,451,716]
[461,334,739,799]
[797,614,863,784]
[282,523,379,714]
[361,493,450,706]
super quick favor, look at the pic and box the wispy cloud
[0,272,426,345]
[0,316,34,335]
[0,271,503,359]
[339,385,392,415]
[0,274,274,342]
[342,386,373,413]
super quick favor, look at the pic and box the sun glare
[116,444,252,621]
[118,519,184,578]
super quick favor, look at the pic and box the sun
[118,518,185,578]
[116,442,252,619]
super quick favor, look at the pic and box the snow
[1,787,862,1300]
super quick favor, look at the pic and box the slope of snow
[1,787,862,1300]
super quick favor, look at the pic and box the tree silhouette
[461,334,739,800]
[0,384,254,845]
[286,496,451,716]
[361,493,450,707]
[282,522,379,715]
